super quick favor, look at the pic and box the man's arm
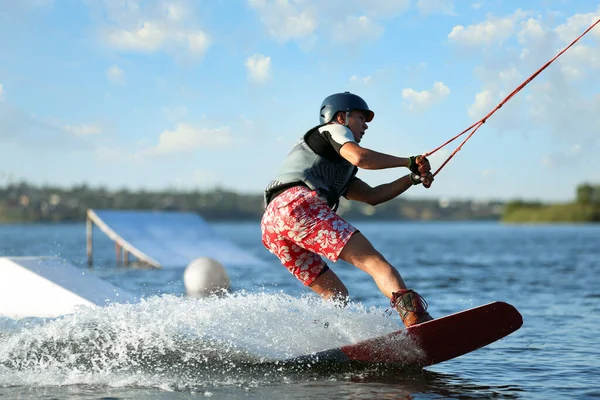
[345,175,416,206]
[340,142,411,170]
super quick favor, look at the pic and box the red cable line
[425,17,600,177]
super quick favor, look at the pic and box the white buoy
[184,257,230,297]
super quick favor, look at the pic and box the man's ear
[335,112,346,124]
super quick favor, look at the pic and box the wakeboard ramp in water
[87,209,262,268]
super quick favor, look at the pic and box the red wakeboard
[288,301,523,367]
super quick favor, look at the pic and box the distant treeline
[501,183,600,223]
[0,181,505,223]
[1,181,598,224]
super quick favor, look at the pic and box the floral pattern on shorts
[261,186,357,286]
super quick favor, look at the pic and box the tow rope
[424,17,600,178]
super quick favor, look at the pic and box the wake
[0,292,409,390]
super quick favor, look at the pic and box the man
[261,91,434,327]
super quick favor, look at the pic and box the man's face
[346,110,368,143]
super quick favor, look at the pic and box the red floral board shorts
[261,186,357,286]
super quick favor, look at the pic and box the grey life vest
[264,124,358,211]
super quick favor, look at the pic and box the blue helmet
[319,91,374,124]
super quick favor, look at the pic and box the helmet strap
[344,111,350,126]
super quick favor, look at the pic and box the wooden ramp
[86,209,262,268]
[0,256,136,319]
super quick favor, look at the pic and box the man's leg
[308,268,349,304]
[338,232,406,300]
[338,232,433,326]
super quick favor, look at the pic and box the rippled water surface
[0,221,598,399]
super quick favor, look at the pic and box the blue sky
[0,0,599,202]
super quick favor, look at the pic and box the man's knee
[340,232,380,260]
[341,241,387,268]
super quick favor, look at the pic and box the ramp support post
[86,216,93,266]
[115,242,122,265]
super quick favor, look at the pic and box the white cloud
[466,67,531,131]
[468,90,493,119]
[143,123,233,155]
[247,0,318,43]
[549,10,600,78]
[106,65,124,84]
[96,1,210,60]
[63,123,103,136]
[248,0,410,46]
[350,75,372,84]
[517,18,546,43]
[448,9,528,47]
[331,15,384,44]
[566,44,600,69]
[245,53,272,83]
[105,21,165,52]
[498,66,520,84]
[555,7,600,43]
[417,0,456,16]
[402,82,450,111]
[185,31,210,56]
[0,84,4,100]
[459,9,600,140]
[165,3,186,22]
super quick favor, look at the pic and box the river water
[0,221,598,399]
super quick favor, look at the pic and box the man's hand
[409,156,433,188]
[421,171,434,188]
[408,155,432,188]
[409,169,434,188]
[408,156,431,176]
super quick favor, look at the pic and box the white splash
[0,292,412,390]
